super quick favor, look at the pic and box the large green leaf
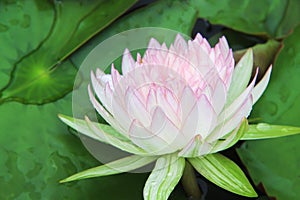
[70,0,199,68]
[190,0,300,38]
[0,94,150,200]
[237,25,300,199]
[0,0,137,104]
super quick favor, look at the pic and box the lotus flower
[59,33,288,199]
[84,34,271,157]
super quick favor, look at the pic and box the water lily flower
[59,33,300,199]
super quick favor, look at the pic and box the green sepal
[144,154,185,200]
[60,155,157,183]
[188,153,257,197]
[241,123,300,140]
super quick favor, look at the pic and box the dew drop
[256,123,271,131]
[167,172,173,177]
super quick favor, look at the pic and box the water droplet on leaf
[256,123,271,131]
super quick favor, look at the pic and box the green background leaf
[0,0,137,104]
[1,0,300,199]
[0,95,148,199]
[190,0,300,38]
[237,25,300,200]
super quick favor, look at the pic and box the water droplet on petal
[167,172,173,176]
[256,123,271,131]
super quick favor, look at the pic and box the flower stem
[181,161,202,200]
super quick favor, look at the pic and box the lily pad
[190,0,300,38]
[0,94,151,199]
[237,25,300,200]
[0,0,137,104]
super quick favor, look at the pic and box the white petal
[174,34,188,53]
[156,87,180,124]
[149,107,184,149]
[129,120,176,155]
[210,78,227,114]
[91,71,113,112]
[252,66,272,104]
[122,48,135,75]
[111,64,121,89]
[196,95,218,139]
[88,85,127,136]
[125,87,151,125]
[180,86,197,122]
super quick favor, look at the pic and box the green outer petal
[227,49,253,105]
[188,153,257,197]
[60,155,157,183]
[144,154,185,200]
[212,118,248,153]
[58,114,148,155]
[241,123,300,140]
[252,66,272,104]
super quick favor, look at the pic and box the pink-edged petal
[178,135,214,157]
[196,95,218,139]
[136,53,142,64]
[181,94,217,141]
[214,36,230,58]
[148,107,185,149]
[125,87,151,125]
[188,41,214,75]
[111,64,121,89]
[111,96,132,133]
[210,78,227,114]
[148,38,161,49]
[91,71,113,112]
[129,120,177,155]
[174,34,188,53]
[180,86,197,121]
[193,33,211,52]
[88,84,127,136]
[122,48,135,75]
[252,66,272,104]
[156,87,180,124]
[213,36,234,87]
